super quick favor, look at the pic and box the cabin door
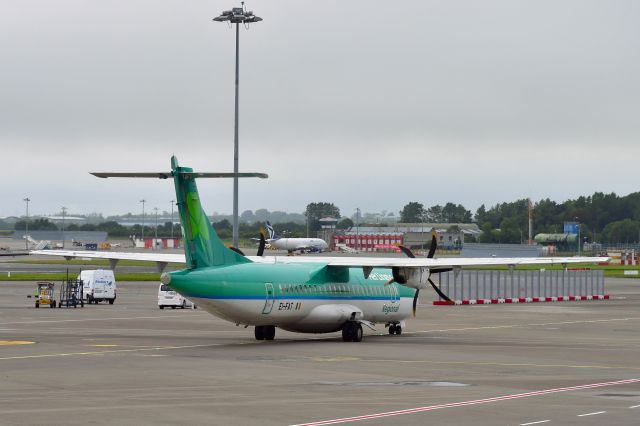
[262,283,275,314]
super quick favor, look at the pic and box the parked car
[158,284,196,309]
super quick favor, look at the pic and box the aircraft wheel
[352,323,363,342]
[395,325,402,336]
[388,325,396,335]
[35,302,39,308]
[254,326,265,340]
[342,323,353,341]
[159,305,164,309]
[109,299,114,305]
[264,325,275,340]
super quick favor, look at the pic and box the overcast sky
[2,0,639,218]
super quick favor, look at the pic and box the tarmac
[1,275,639,425]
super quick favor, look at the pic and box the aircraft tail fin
[91,156,268,269]
[265,221,277,240]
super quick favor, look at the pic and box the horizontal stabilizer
[91,172,268,179]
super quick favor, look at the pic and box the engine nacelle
[392,267,431,289]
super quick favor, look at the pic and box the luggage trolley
[58,278,84,308]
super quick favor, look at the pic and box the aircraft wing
[31,250,185,264]
[247,255,609,268]
[31,249,607,269]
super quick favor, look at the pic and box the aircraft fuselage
[165,262,414,333]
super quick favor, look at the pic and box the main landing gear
[342,322,363,342]
[388,323,402,335]
[255,325,275,341]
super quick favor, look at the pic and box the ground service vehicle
[158,284,195,309]
[78,269,117,304]
[35,282,56,308]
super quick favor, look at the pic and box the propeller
[256,231,266,256]
[397,230,454,315]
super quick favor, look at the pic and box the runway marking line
[0,314,209,326]
[520,421,550,426]
[290,378,640,426]
[412,316,640,335]
[577,411,606,417]
[0,341,35,346]
[0,343,221,361]
[629,404,640,409]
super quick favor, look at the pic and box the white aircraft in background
[264,221,328,253]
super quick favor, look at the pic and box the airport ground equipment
[34,282,56,308]
[58,278,84,308]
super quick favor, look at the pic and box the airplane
[32,156,608,342]
[262,221,329,254]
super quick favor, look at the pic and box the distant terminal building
[332,223,480,252]
[333,232,403,252]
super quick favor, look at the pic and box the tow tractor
[35,282,57,308]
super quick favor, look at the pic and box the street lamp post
[170,200,175,239]
[61,206,67,249]
[356,208,360,252]
[23,197,30,250]
[154,207,159,250]
[214,3,262,249]
[140,199,146,248]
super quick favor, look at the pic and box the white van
[78,270,117,304]
[158,284,195,309]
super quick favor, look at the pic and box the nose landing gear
[387,322,402,335]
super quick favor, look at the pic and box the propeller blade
[428,276,453,304]
[257,231,266,256]
[412,289,419,317]
[398,245,415,258]
[229,246,245,256]
[427,230,438,258]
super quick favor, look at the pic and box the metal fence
[436,269,605,301]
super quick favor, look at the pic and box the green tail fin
[171,156,250,269]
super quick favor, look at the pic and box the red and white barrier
[621,251,639,265]
[433,295,609,306]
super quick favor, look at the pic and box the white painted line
[413,317,640,335]
[290,378,640,426]
[0,343,221,361]
[520,420,550,426]
[629,404,640,409]
[0,314,209,326]
[577,411,606,417]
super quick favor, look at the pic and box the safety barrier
[433,269,607,306]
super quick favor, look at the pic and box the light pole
[61,206,67,249]
[140,199,146,247]
[214,3,262,248]
[154,207,159,250]
[170,200,175,239]
[576,218,581,256]
[356,208,360,252]
[23,197,30,250]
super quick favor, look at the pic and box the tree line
[10,191,640,243]
[400,192,640,244]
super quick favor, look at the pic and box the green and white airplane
[34,156,607,342]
